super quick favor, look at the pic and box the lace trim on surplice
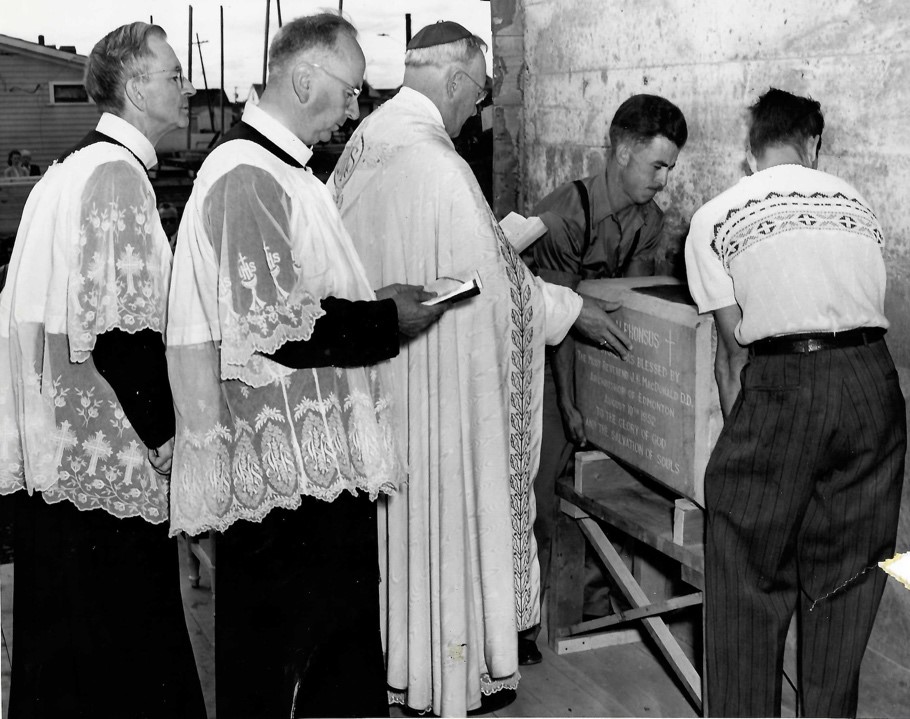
[386,671,521,713]
[170,368,398,536]
[67,161,169,362]
[0,336,169,523]
[218,272,327,388]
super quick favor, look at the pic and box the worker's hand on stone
[559,401,588,446]
[378,283,447,337]
[149,437,174,476]
[573,296,632,360]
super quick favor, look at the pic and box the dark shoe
[467,689,517,716]
[517,637,542,665]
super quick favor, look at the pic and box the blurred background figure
[158,201,180,252]
[19,150,40,176]
[3,150,28,178]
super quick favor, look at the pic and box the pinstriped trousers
[704,338,906,718]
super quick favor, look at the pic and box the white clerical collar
[242,104,314,167]
[96,113,158,170]
[396,86,446,129]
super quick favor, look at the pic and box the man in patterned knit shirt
[685,87,906,718]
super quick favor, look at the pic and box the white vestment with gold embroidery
[332,87,581,716]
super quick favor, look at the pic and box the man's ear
[445,67,459,100]
[745,147,758,174]
[805,134,821,169]
[615,141,632,168]
[123,76,145,112]
[291,63,313,104]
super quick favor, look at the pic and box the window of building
[49,82,91,104]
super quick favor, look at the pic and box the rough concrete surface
[489,0,910,713]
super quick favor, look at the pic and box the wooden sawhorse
[548,451,705,713]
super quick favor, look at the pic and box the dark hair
[7,150,21,166]
[748,88,824,159]
[268,13,357,75]
[84,22,167,113]
[609,94,688,150]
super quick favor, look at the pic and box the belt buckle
[804,338,825,353]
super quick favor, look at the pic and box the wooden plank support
[573,450,613,494]
[568,592,703,634]
[673,498,704,546]
[560,497,589,520]
[554,627,644,655]
[579,516,703,710]
[547,509,586,650]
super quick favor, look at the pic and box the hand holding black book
[422,270,483,306]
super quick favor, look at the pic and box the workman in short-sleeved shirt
[518,93,688,666]
[528,169,664,285]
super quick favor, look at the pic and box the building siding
[0,45,99,175]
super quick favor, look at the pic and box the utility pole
[220,6,225,135]
[195,34,215,134]
[405,13,411,44]
[339,0,343,15]
[261,1,285,87]
[187,5,193,150]
[262,0,270,87]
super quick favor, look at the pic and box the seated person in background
[520,94,687,663]
[19,149,41,176]
[3,150,28,178]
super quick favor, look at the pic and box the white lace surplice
[332,88,581,716]
[0,144,172,522]
[166,139,401,536]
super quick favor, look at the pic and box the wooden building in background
[0,34,96,176]
[0,34,96,240]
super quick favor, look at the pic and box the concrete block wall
[490,0,910,711]
[490,0,525,219]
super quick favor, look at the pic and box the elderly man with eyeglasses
[332,20,633,716]
[166,13,445,719]
[0,22,204,719]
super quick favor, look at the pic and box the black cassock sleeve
[93,298,398,447]
[264,296,400,369]
[93,328,176,450]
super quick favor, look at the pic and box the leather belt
[749,327,885,356]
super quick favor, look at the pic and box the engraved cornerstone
[574,278,722,505]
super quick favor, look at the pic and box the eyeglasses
[307,62,362,101]
[457,70,488,106]
[131,67,187,87]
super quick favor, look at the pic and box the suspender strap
[573,179,592,276]
[615,227,642,278]
[574,177,643,278]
